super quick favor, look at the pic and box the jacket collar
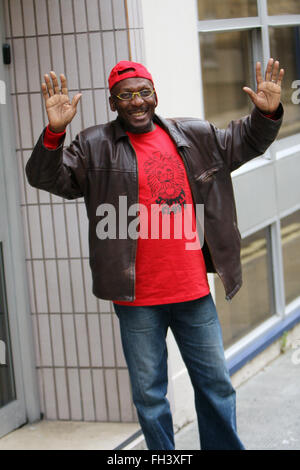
[112,114,190,148]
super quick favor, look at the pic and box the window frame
[197,0,300,355]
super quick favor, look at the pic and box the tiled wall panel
[4,0,144,422]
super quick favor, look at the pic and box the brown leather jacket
[26,105,283,301]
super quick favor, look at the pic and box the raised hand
[42,71,82,133]
[243,58,284,114]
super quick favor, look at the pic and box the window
[198,0,257,20]
[215,228,275,348]
[199,30,254,128]
[281,211,300,306]
[269,26,300,138]
[268,0,300,15]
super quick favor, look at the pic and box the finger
[265,58,274,81]
[256,62,263,85]
[277,68,285,87]
[243,86,257,101]
[50,71,60,94]
[60,74,68,96]
[41,82,49,102]
[44,74,54,96]
[243,86,257,104]
[71,93,82,109]
[271,60,280,83]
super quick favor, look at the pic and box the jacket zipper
[127,138,139,301]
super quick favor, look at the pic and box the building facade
[0,0,300,443]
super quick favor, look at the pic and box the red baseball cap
[108,60,154,91]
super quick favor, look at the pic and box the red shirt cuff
[44,125,66,149]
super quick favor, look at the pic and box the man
[26,58,284,450]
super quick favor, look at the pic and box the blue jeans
[113,294,245,450]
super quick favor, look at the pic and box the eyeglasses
[113,89,155,101]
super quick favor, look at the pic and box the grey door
[0,0,40,438]
[0,119,27,436]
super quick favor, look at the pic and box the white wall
[140,0,204,119]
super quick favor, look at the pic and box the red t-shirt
[114,125,210,306]
[43,124,210,306]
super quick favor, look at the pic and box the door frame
[0,0,40,438]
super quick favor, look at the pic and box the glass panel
[281,211,300,305]
[269,26,300,139]
[268,0,300,15]
[215,228,275,348]
[198,0,257,20]
[0,243,16,407]
[199,30,254,128]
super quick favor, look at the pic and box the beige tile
[75,314,90,366]
[80,369,95,421]
[101,314,115,367]
[92,369,108,421]
[64,35,79,90]
[48,0,62,34]
[55,368,70,420]
[17,94,32,148]
[99,0,113,30]
[40,205,56,258]
[35,0,48,36]
[50,315,65,366]
[87,314,103,367]
[82,90,95,129]
[62,314,78,366]
[73,0,87,32]
[105,369,120,421]
[33,261,48,312]
[82,260,98,313]
[89,32,105,88]
[118,369,134,422]
[38,315,53,366]
[43,368,57,419]
[68,368,82,420]
[22,0,36,35]
[57,261,73,312]
[77,33,91,88]
[116,30,129,62]
[10,0,24,36]
[70,260,86,313]
[112,0,126,29]
[86,0,100,31]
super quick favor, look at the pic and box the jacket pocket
[196,163,223,183]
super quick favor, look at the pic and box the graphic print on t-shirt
[143,150,186,213]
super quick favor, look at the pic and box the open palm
[243,58,284,114]
[42,72,82,133]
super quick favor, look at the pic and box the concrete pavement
[0,342,299,450]
[175,346,300,450]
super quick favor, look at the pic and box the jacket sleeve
[25,128,88,200]
[209,104,283,172]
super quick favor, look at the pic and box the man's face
[109,77,157,134]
